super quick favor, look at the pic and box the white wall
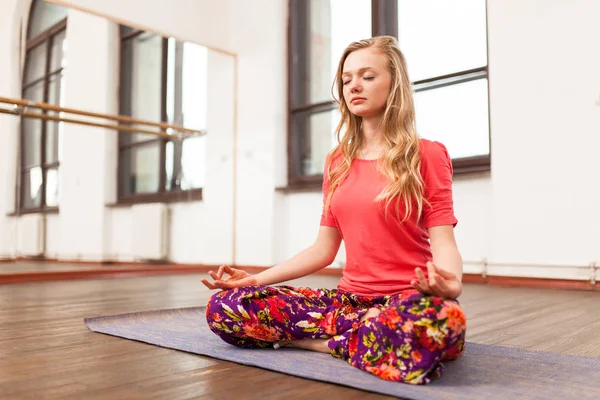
[48,0,236,54]
[486,0,600,279]
[0,0,22,258]
[1,0,599,281]
[54,10,117,261]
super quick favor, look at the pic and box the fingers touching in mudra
[202,262,462,299]
[201,265,257,290]
[411,261,462,299]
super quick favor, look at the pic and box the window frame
[117,28,203,205]
[17,15,67,214]
[286,0,490,190]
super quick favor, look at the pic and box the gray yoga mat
[84,307,599,400]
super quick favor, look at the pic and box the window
[118,27,207,204]
[288,0,489,188]
[19,0,68,212]
[401,0,490,170]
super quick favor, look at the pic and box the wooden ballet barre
[0,95,206,139]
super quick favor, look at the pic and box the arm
[411,141,463,298]
[411,224,463,299]
[429,225,463,281]
[202,226,342,290]
[203,152,343,290]
[254,226,342,285]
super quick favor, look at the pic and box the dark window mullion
[26,19,66,51]
[290,100,337,114]
[414,67,488,93]
[47,67,64,79]
[118,138,162,152]
[372,0,398,37]
[43,161,60,169]
[289,0,310,181]
[22,68,64,93]
[118,35,133,143]
[22,75,45,90]
[120,28,143,42]
[21,164,43,173]
[158,37,169,193]
[40,35,52,208]
[169,40,185,191]
[117,34,133,198]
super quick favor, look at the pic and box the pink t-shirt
[320,139,458,297]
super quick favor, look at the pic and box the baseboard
[0,260,597,291]
[13,256,125,265]
[472,274,596,291]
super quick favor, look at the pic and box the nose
[348,79,362,94]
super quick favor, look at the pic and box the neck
[359,116,385,158]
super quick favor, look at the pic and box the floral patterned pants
[205,285,466,384]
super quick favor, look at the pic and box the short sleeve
[320,153,339,228]
[421,141,458,229]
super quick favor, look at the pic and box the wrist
[254,273,265,286]
[452,281,463,299]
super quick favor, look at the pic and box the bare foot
[272,308,381,353]
[360,307,382,323]
[274,338,330,353]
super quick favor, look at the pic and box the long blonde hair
[325,36,425,223]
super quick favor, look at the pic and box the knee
[205,286,257,325]
[206,291,224,326]
[438,300,466,337]
[206,289,240,324]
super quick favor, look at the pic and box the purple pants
[205,285,466,384]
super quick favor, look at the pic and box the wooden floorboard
[1,274,599,399]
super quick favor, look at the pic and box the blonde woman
[202,36,466,385]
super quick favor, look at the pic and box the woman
[202,36,466,385]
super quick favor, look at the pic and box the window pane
[21,167,43,209]
[398,0,487,81]
[45,167,59,207]
[298,0,371,106]
[24,43,48,84]
[414,79,490,159]
[119,142,161,196]
[46,72,65,164]
[22,118,42,168]
[22,79,45,104]
[120,32,163,144]
[50,30,67,71]
[165,39,207,191]
[27,0,68,39]
[180,137,205,189]
[165,141,177,191]
[22,75,44,167]
[46,122,61,165]
[47,71,65,105]
[166,39,208,130]
[292,108,339,177]
[166,137,206,191]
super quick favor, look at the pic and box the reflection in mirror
[118,25,208,199]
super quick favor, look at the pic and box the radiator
[17,214,45,257]
[131,203,169,261]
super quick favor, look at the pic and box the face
[341,47,392,119]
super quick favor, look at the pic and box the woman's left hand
[411,261,462,299]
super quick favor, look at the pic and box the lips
[351,97,366,104]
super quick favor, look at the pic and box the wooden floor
[2,274,600,400]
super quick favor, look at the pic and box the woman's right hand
[201,265,258,290]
